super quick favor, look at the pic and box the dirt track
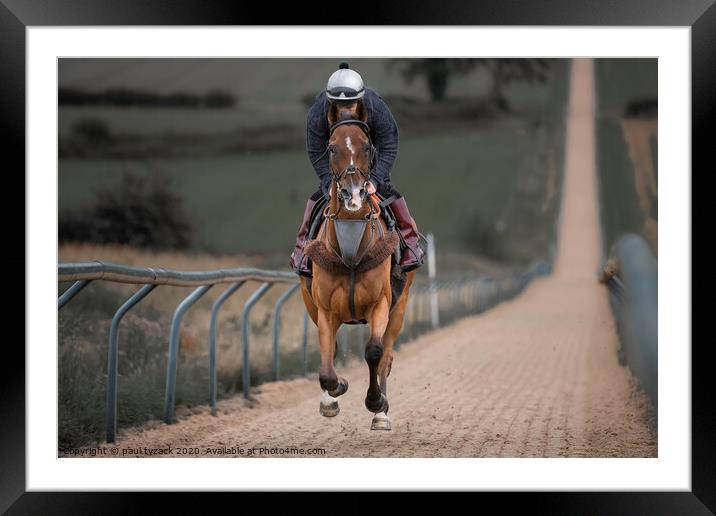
[77,59,656,458]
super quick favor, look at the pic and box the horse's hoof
[320,401,340,417]
[320,391,340,417]
[365,393,389,414]
[328,378,349,398]
[371,413,392,431]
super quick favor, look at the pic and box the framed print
[4,0,707,512]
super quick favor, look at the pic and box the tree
[474,59,552,112]
[203,90,237,109]
[387,58,476,101]
[387,58,553,109]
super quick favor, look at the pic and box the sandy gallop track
[79,59,656,458]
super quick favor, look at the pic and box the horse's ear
[327,101,340,126]
[356,100,368,122]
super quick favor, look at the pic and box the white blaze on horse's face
[345,136,355,166]
[340,136,365,212]
[331,128,369,212]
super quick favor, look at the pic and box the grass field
[60,119,560,266]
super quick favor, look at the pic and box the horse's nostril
[359,188,365,196]
[341,188,350,197]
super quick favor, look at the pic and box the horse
[299,101,416,431]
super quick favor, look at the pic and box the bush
[203,90,237,109]
[623,98,657,119]
[165,92,201,108]
[59,169,194,251]
[105,88,160,107]
[71,118,113,146]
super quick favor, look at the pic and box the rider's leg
[289,190,322,277]
[392,196,425,271]
[378,182,425,272]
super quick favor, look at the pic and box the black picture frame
[4,0,707,512]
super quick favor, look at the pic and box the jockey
[290,62,425,276]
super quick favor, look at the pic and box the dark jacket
[306,88,399,198]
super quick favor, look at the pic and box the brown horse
[299,101,416,431]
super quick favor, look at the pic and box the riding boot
[390,196,425,272]
[289,197,317,277]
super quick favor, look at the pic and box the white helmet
[326,62,365,101]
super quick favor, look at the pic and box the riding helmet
[326,62,365,101]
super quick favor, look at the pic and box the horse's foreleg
[300,278,318,326]
[317,308,343,417]
[370,271,415,430]
[379,278,411,385]
[371,284,410,430]
[365,295,390,414]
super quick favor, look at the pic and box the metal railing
[59,261,299,443]
[404,260,551,336]
[599,233,658,413]
[58,238,552,444]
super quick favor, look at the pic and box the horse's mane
[338,110,355,121]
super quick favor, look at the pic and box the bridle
[311,119,377,203]
[328,119,375,186]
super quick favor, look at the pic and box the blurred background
[58,58,573,271]
[57,58,656,449]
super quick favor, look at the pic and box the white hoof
[320,391,340,418]
[371,412,391,431]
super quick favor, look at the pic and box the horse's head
[327,101,374,212]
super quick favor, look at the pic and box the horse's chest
[313,273,382,316]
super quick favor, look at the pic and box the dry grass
[58,242,533,449]
[59,243,319,448]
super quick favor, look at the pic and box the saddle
[303,194,408,322]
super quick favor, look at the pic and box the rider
[289,62,425,276]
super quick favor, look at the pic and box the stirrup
[399,245,424,272]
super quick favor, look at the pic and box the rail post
[241,282,273,399]
[106,284,156,443]
[164,284,212,424]
[426,233,439,329]
[209,281,245,416]
[58,279,91,310]
[272,283,300,381]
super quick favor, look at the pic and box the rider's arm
[306,94,332,197]
[369,93,399,195]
